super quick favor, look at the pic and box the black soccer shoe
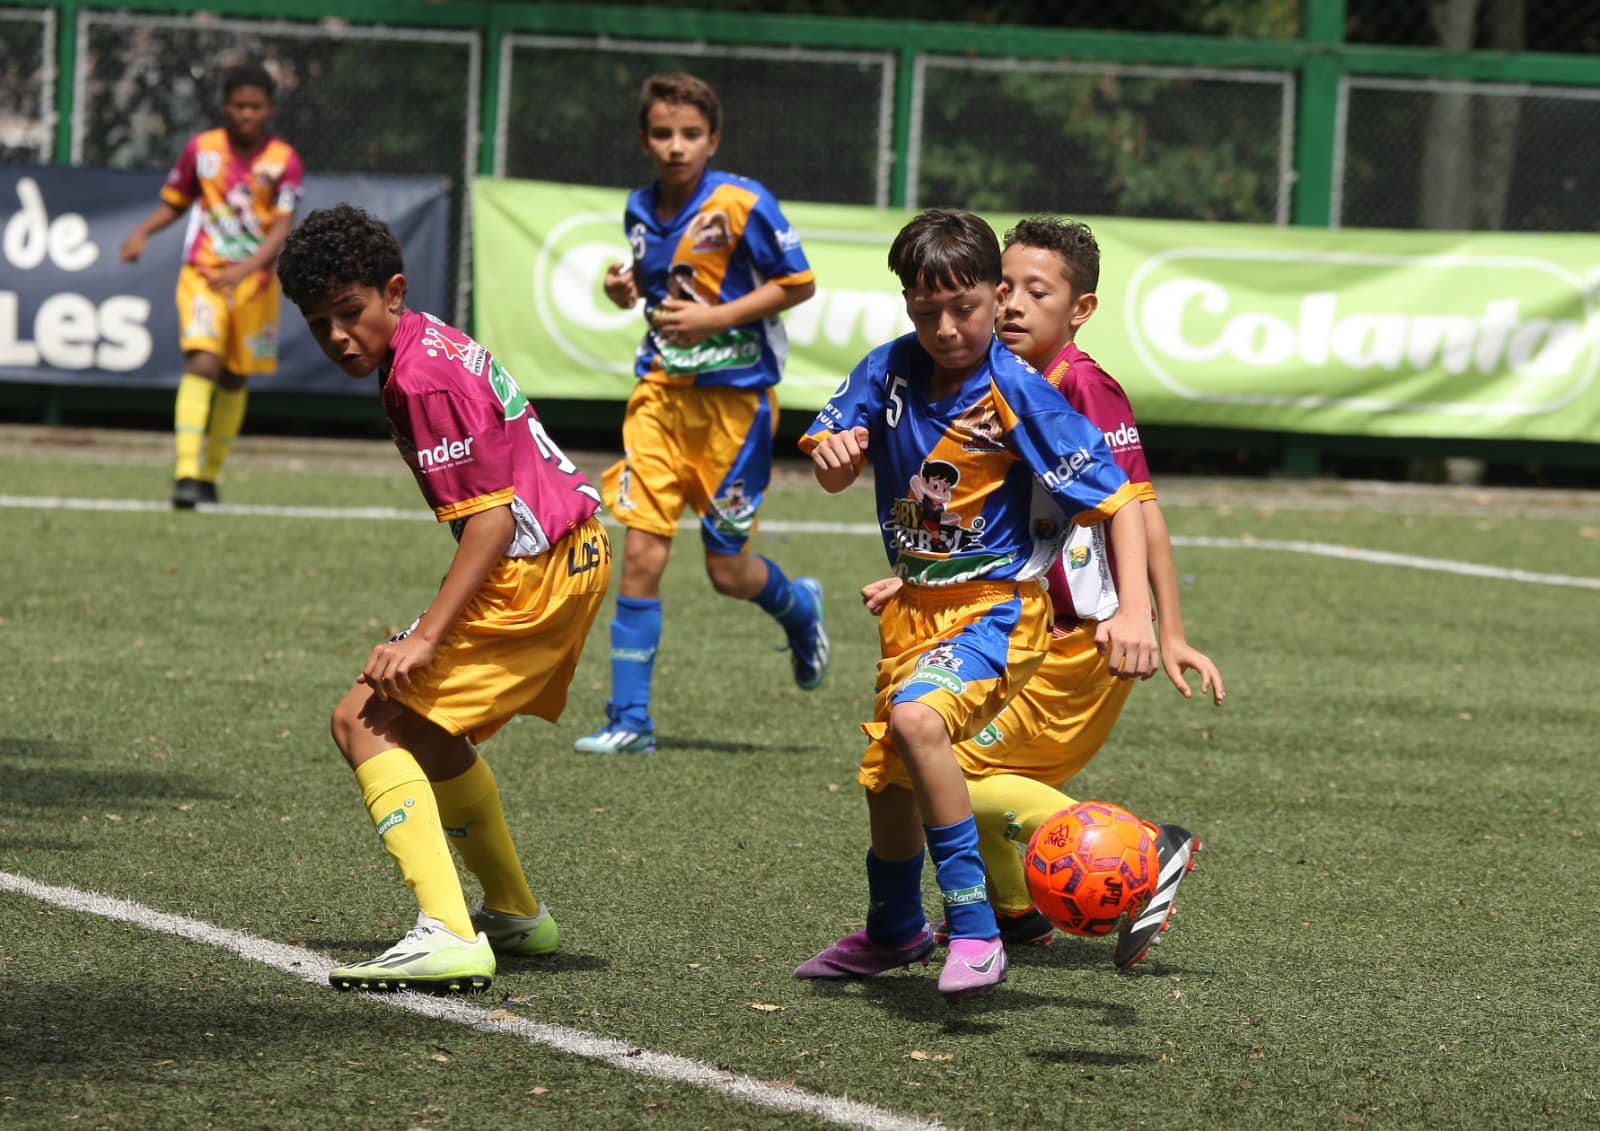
[171,477,202,509]
[196,480,218,505]
[934,906,1057,947]
[1113,822,1200,972]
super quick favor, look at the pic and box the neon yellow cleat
[330,914,495,993]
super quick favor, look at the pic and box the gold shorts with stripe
[175,263,281,376]
[858,578,1051,793]
[392,516,611,744]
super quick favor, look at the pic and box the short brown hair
[638,73,721,134]
[1003,215,1100,295]
[887,208,1001,292]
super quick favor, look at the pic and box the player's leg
[171,266,226,508]
[326,685,493,992]
[964,772,1072,945]
[696,387,827,689]
[197,368,247,503]
[577,386,681,754]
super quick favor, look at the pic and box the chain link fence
[1,8,53,163]
[498,36,894,208]
[911,57,1294,222]
[1346,0,1600,53]
[1337,78,1600,231]
[75,11,478,321]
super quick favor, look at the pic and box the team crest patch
[885,459,986,555]
[955,404,1006,453]
[972,721,1003,747]
[907,643,966,694]
[687,209,732,253]
[710,478,757,535]
[1068,544,1091,569]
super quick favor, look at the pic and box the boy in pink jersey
[120,62,304,509]
[277,204,611,992]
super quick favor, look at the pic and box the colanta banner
[474,176,1600,443]
[1,164,451,394]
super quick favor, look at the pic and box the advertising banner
[1,164,451,394]
[474,176,1600,443]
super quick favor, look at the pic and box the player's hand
[811,426,869,475]
[603,262,638,309]
[1094,610,1158,681]
[1160,640,1226,705]
[860,576,902,615]
[359,634,437,701]
[203,261,253,293]
[119,233,146,262]
[652,297,722,347]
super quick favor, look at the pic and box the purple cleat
[794,925,936,979]
[937,936,1007,1000]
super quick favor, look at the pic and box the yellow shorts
[175,262,281,376]
[858,578,1051,793]
[953,625,1135,787]
[600,381,777,554]
[392,517,611,744]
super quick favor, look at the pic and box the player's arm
[808,426,868,493]
[208,210,295,290]
[1143,497,1226,705]
[119,201,185,262]
[654,278,814,347]
[360,504,514,700]
[604,262,639,309]
[1095,500,1157,679]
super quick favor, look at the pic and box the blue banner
[0,164,451,394]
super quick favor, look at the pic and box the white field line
[0,870,944,1131]
[3,494,1598,590]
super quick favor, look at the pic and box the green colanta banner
[473,176,1600,442]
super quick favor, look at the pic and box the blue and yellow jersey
[625,170,813,389]
[801,335,1138,587]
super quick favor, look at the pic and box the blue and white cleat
[787,577,830,691]
[573,704,656,755]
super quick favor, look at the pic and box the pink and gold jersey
[1038,342,1157,627]
[381,311,602,555]
[159,128,304,269]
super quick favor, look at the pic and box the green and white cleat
[471,900,560,956]
[329,913,495,993]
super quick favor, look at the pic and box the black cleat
[1113,822,1200,972]
[171,477,202,509]
[934,906,1057,947]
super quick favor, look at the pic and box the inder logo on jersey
[884,459,986,555]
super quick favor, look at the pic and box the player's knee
[703,551,750,596]
[887,702,945,755]
[329,695,362,756]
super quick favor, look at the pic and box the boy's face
[904,280,999,379]
[997,244,1097,370]
[639,101,719,194]
[221,85,274,148]
[296,275,407,379]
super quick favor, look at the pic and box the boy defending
[120,62,303,509]
[910,216,1226,970]
[576,73,826,756]
[795,209,1157,999]
[277,205,610,992]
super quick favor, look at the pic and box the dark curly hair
[887,208,1001,292]
[277,204,405,308]
[1003,215,1099,295]
[221,62,275,100]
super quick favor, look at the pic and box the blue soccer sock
[925,817,1000,941]
[864,847,927,946]
[750,556,814,636]
[608,595,661,731]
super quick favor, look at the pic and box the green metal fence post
[888,44,916,209]
[53,0,79,163]
[479,5,504,178]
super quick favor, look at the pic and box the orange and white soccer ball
[1024,801,1158,937]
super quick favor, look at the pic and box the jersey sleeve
[1073,365,1155,500]
[159,136,200,209]
[394,387,516,522]
[274,148,306,216]
[740,191,814,286]
[993,374,1136,525]
[798,351,880,455]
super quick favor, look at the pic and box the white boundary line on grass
[0,870,944,1131]
[3,495,1599,591]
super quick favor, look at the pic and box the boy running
[277,205,610,992]
[576,73,826,756]
[120,62,303,509]
[794,209,1157,1000]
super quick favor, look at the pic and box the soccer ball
[1024,801,1158,937]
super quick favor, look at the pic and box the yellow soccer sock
[200,385,248,482]
[173,374,213,480]
[354,747,475,939]
[430,754,540,918]
[969,773,1079,917]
